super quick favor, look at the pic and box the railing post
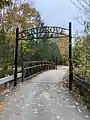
[14,27,19,86]
[55,56,57,70]
[22,62,24,82]
[21,41,24,82]
[69,22,73,90]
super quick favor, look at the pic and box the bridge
[0,23,90,119]
[0,65,90,120]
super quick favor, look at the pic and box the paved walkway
[0,66,90,120]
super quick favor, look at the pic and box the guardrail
[0,73,22,85]
[0,73,22,93]
[22,61,55,81]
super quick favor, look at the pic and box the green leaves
[73,35,90,81]
[84,21,90,34]
[0,1,61,78]
[0,1,38,77]
[0,30,15,77]
[22,37,61,63]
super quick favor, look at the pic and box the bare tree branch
[74,15,85,25]
[70,0,90,13]
[70,0,90,27]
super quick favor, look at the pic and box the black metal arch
[14,22,73,90]
[19,26,69,40]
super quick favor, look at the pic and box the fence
[22,61,56,81]
[73,74,90,107]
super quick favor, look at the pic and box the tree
[0,1,61,78]
[58,37,69,65]
[28,39,61,62]
[3,2,37,32]
[0,29,15,77]
[70,0,90,13]
[73,35,90,81]
[0,1,40,78]
[0,0,12,10]
[70,0,90,33]
[35,11,42,27]
[25,25,61,63]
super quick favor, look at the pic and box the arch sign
[14,22,73,90]
[19,26,69,40]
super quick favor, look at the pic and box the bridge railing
[22,61,55,81]
[73,75,90,89]
[73,74,90,107]
[0,61,55,93]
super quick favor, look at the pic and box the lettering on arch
[19,26,68,40]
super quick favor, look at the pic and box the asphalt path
[0,66,90,120]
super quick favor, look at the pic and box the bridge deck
[0,66,90,120]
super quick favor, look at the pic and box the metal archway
[14,22,73,90]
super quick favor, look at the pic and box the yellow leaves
[3,2,38,32]
[20,3,36,18]
[21,40,32,53]
[58,37,69,60]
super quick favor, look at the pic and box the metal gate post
[69,22,73,90]
[14,27,19,86]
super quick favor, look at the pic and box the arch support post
[14,27,19,86]
[69,22,73,90]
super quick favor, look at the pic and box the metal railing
[0,73,22,85]
[22,61,56,81]
[0,61,55,93]
[73,74,90,89]
[73,74,90,107]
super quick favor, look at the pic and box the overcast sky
[34,0,84,35]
